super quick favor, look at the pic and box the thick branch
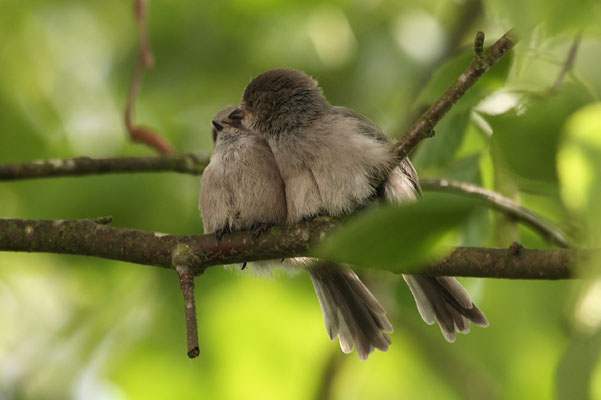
[421,179,571,248]
[395,30,517,160]
[0,154,208,180]
[0,217,335,275]
[0,217,592,279]
[420,246,588,279]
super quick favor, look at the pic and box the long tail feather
[308,261,392,360]
[403,275,489,342]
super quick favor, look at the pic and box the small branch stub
[474,31,485,57]
[509,241,524,255]
[173,244,201,358]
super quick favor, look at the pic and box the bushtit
[199,106,287,239]
[199,106,392,360]
[230,68,488,344]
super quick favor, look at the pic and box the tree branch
[395,30,517,160]
[420,179,572,248]
[0,217,592,279]
[0,217,335,275]
[1,159,570,251]
[4,30,519,182]
[0,154,208,180]
[1,159,571,251]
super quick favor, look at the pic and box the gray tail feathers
[403,275,489,342]
[308,261,393,361]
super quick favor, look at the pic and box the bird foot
[251,223,273,240]
[214,226,230,241]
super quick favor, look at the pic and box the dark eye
[228,108,244,120]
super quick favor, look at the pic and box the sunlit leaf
[557,102,601,248]
[489,85,591,182]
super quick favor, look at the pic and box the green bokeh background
[1,0,601,399]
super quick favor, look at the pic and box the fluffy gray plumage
[199,106,287,236]
[235,68,488,355]
[239,69,395,223]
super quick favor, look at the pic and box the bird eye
[228,108,244,120]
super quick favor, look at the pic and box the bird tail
[307,261,393,360]
[403,275,489,342]
[383,161,489,340]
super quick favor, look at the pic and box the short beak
[228,108,244,120]
[212,120,224,132]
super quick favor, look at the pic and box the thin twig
[395,30,517,160]
[420,179,572,248]
[134,0,154,69]
[124,0,174,155]
[0,217,593,279]
[546,33,582,96]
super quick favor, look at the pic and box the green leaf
[490,85,591,183]
[412,108,471,169]
[443,153,483,183]
[313,193,477,272]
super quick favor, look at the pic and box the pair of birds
[199,68,488,360]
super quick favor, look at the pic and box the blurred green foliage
[316,194,478,272]
[1,0,601,399]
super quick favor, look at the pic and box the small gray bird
[230,68,488,346]
[199,106,287,238]
[200,106,393,360]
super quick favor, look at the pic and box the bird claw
[251,223,272,240]
[215,227,229,241]
[301,210,327,223]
